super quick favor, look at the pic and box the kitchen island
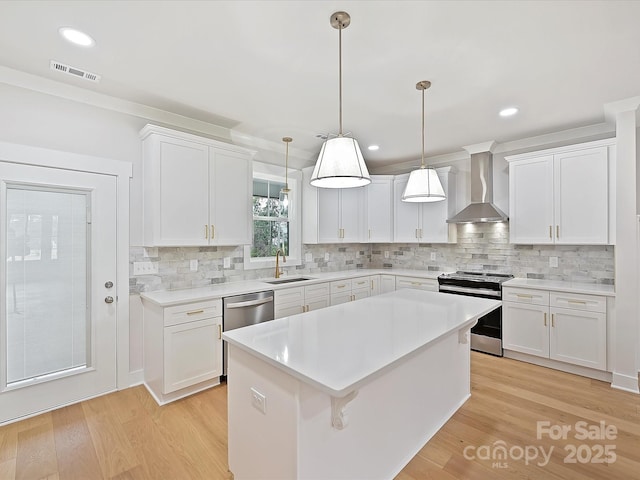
[223,289,501,479]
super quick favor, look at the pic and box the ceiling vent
[50,60,101,83]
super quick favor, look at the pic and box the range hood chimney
[447,141,508,224]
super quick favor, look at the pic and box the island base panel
[227,328,471,479]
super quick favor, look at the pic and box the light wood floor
[1,353,639,479]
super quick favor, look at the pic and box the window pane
[6,187,89,384]
[251,219,289,258]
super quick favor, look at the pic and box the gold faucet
[275,249,286,278]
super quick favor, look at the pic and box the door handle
[551,313,555,327]
[205,225,209,239]
[225,296,274,308]
[556,225,559,239]
[549,225,552,239]
[105,281,113,289]
[218,324,222,340]
[105,296,114,304]
[543,312,547,326]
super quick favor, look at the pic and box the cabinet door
[509,156,554,244]
[306,296,330,312]
[330,291,352,306]
[317,188,341,242]
[275,303,304,318]
[365,178,393,242]
[394,176,421,242]
[340,188,364,242]
[554,147,609,244]
[352,289,370,301]
[380,275,396,294]
[502,302,549,358]
[369,275,381,296]
[163,317,222,394]
[210,148,252,245]
[419,171,450,243]
[549,307,606,370]
[152,137,210,246]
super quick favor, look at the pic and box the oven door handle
[438,285,502,298]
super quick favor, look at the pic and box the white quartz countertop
[139,268,447,307]
[503,278,615,297]
[222,289,501,397]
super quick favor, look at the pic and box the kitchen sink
[264,276,315,285]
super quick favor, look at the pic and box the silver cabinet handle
[105,296,114,304]
[226,296,274,308]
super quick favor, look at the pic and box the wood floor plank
[81,395,139,478]
[0,423,17,463]
[51,402,103,480]
[0,458,16,480]
[15,422,58,480]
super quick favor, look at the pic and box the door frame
[0,140,132,390]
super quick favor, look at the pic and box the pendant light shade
[310,11,371,189]
[402,81,446,203]
[279,137,292,211]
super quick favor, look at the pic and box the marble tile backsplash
[130,223,614,294]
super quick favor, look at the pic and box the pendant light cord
[338,23,343,137]
[285,141,289,188]
[421,86,425,169]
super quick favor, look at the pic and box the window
[244,163,301,270]
[251,179,289,257]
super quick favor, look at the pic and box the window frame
[243,162,301,271]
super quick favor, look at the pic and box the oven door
[439,288,503,357]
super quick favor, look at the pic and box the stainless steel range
[438,271,513,356]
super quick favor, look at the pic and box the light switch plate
[430,252,437,261]
[223,257,231,269]
[384,251,389,259]
[251,387,266,414]
[549,256,558,268]
[133,261,158,276]
[324,252,330,261]
[190,259,198,271]
[305,252,313,262]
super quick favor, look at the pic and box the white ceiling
[1,0,639,169]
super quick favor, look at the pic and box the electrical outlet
[305,252,313,263]
[324,252,330,261]
[549,256,559,268]
[190,259,198,271]
[251,387,266,414]
[223,257,231,269]
[384,251,389,259]
[133,261,158,276]
[430,252,437,261]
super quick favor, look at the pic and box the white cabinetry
[506,139,615,245]
[141,124,256,246]
[395,276,439,292]
[364,176,394,242]
[274,283,331,318]
[380,274,396,294]
[503,287,607,370]
[393,167,456,243]
[330,277,373,305]
[143,299,223,404]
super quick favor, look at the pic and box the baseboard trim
[503,350,612,382]
[127,369,144,388]
[611,372,640,394]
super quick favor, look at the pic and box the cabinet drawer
[164,299,222,327]
[395,276,438,292]
[549,291,606,313]
[503,287,549,306]
[275,287,304,306]
[351,277,370,292]
[331,279,352,294]
[304,282,330,299]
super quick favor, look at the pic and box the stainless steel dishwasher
[222,290,274,376]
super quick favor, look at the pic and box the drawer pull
[516,294,533,299]
[567,300,587,305]
[411,282,422,286]
[186,309,205,315]
[544,312,547,326]
[336,285,346,289]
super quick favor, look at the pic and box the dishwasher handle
[225,296,274,309]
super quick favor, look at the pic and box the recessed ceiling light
[499,107,519,117]
[59,27,95,47]
[368,145,379,151]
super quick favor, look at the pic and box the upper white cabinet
[141,125,256,246]
[393,167,457,243]
[506,139,615,245]
[303,167,367,243]
[364,176,394,243]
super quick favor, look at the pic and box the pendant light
[279,137,292,211]
[310,11,371,189]
[401,81,446,202]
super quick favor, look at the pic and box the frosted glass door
[6,187,89,384]
[1,161,117,424]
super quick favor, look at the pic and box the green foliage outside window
[251,179,289,258]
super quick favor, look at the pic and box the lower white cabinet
[330,277,375,306]
[143,298,223,404]
[274,283,331,318]
[503,287,607,370]
[395,276,439,292]
[380,274,396,294]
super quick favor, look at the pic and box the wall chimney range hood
[447,141,508,224]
